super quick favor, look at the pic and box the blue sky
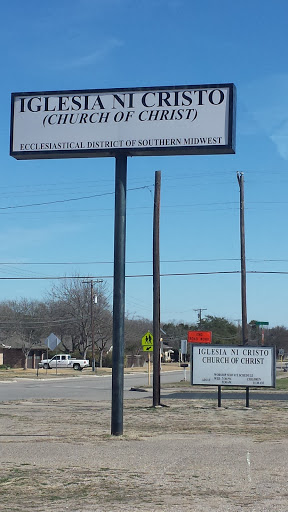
[1,0,288,329]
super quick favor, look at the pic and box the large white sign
[10,84,236,160]
[192,345,276,387]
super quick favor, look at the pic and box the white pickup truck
[39,354,90,371]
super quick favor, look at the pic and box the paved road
[0,370,287,403]
[0,370,184,402]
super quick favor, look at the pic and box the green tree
[162,316,239,348]
[201,315,239,345]
[161,322,197,355]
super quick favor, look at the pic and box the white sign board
[10,83,236,160]
[192,345,276,387]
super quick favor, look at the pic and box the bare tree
[124,316,153,355]
[47,277,91,357]
[261,326,288,354]
[0,302,15,344]
[4,299,47,369]
[95,308,112,367]
[45,299,82,354]
[46,276,112,360]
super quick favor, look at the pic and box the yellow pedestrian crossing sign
[142,332,153,346]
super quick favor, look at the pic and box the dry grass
[0,394,288,511]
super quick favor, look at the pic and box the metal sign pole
[246,387,250,408]
[111,155,127,436]
[148,353,151,386]
[218,386,222,407]
[190,343,193,384]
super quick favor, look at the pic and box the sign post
[279,349,284,370]
[142,332,154,386]
[254,321,269,346]
[10,83,236,435]
[111,156,127,436]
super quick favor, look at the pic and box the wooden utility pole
[82,279,103,372]
[237,172,248,345]
[153,171,161,407]
[90,280,95,371]
[193,308,207,329]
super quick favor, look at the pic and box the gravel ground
[0,394,288,511]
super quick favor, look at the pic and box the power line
[0,258,239,265]
[0,185,152,210]
[2,200,288,215]
[1,257,288,265]
[0,270,287,280]
[0,318,80,325]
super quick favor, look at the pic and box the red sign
[187,331,212,344]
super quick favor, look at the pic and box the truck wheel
[73,363,81,371]
[43,363,49,369]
